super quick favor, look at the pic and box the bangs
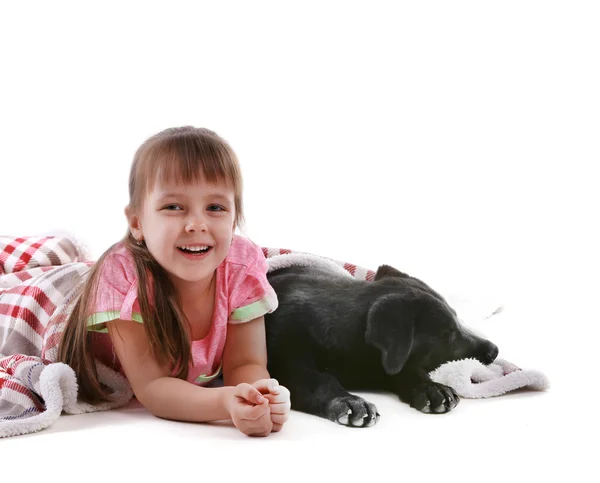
[143,133,241,193]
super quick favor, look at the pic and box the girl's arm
[107,319,237,422]
[222,315,271,386]
[222,315,292,433]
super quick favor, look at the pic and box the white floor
[3,292,593,483]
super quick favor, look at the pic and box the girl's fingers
[235,383,266,405]
[239,401,270,421]
[241,413,273,437]
[262,385,290,405]
[270,412,289,426]
[267,400,291,414]
[252,378,280,395]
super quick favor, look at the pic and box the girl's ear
[125,206,143,241]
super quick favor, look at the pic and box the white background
[1,1,598,480]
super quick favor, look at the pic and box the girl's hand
[224,383,273,437]
[252,379,291,432]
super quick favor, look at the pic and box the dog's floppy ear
[374,264,410,281]
[365,294,415,374]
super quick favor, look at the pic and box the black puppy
[264,263,499,427]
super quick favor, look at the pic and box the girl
[57,126,290,437]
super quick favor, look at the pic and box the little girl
[58,126,290,436]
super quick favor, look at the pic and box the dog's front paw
[409,382,459,414]
[326,396,380,427]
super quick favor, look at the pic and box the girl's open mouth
[176,245,212,259]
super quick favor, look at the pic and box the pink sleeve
[87,247,141,333]
[229,243,278,324]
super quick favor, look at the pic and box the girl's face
[127,178,236,294]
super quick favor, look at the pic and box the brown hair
[58,127,244,403]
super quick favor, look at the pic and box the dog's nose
[483,344,499,364]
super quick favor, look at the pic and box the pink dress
[87,235,278,385]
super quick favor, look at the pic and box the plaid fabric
[0,236,377,438]
[262,247,376,281]
[0,236,131,438]
[0,235,89,276]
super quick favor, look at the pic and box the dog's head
[365,265,499,374]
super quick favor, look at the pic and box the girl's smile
[176,244,213,260]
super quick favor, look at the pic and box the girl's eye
[163,204,183,211]
[207,205,226,212]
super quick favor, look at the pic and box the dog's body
[264,263,499,427]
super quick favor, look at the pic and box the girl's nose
[185,216,207,233]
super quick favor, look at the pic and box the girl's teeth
[179,245,209,252]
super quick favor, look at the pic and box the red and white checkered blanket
[0,236,134,438]
[0,235,376,438]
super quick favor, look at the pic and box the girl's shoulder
[224,235,265,270]
[88,242,140,328]
[224,236,278,319]
[97,241,138,286]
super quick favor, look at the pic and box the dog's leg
[386,369,460,414]
[275,365,380,427]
